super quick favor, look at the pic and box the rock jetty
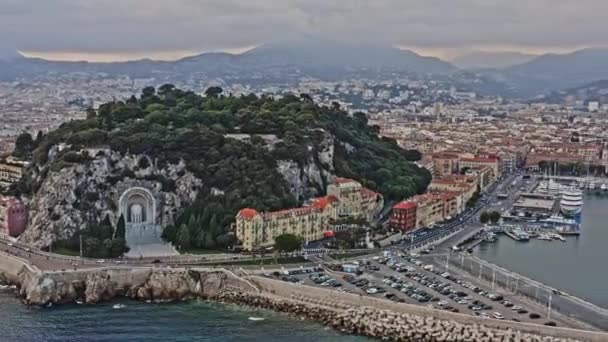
[216,290,582,342]
[16,268,236,306]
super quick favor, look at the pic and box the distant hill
[451,51,537,69]
[538,79,608,104]
[0,41,456,82]
[498,48,608,96]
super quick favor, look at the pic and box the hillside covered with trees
[14,85,430,252]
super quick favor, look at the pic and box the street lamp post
[492,268,496,292]
[548,292,553,319]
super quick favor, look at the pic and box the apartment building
[235,178,383,251]
[432,153,460,177]
[235,196,338,251]
[459,157,500,178]
[430,174,478,206]
[0,159,26,187]
[327,178,383,220]
[390,201,417,232]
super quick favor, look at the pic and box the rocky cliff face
[18,267,243,306]
[276,129,335,201]
[20,147,202,247]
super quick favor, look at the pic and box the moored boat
[560,188,583,217]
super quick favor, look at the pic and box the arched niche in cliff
[118,187,156,225]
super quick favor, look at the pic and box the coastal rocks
[20,274,79,305]
[126,269,230,302]
[215,290,581,342]
[129,270,198,301]
[84,272,116,304]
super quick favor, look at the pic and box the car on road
[96,259,106,264]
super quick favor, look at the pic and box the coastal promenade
[1,250,607,342]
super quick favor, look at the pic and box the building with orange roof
[390,201,417,232]
[235,199,338,251]
[432,153,460,177]
[235,178,382,251]
[430,174,478,206]
[391,190,466,231]
[459,156,500,178]
[327,177,383,220]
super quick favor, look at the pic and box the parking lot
[263,253,570,329]
[366,254,566,325]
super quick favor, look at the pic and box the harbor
[473,193,608,309]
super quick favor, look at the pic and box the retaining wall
[0,251,38,282]
[247,275,608,342]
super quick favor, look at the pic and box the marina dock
[504,230,524,241]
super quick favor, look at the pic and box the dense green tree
[480,211,490,224]
[176,224,191,249]
[86,107,97,119]
[274,234,303,252]
[205,86,223,98]
[13,132,35,159]
[115,214,126,240]
[142,86,156,97]
[489,211,501,224]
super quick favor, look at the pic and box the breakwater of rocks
[216,290,583,342]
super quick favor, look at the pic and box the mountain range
[3,42,608,99]
[451,51,538,69]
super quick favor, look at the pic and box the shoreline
[1,252,608,341]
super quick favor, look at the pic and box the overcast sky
[2,0,607,61]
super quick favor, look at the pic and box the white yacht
[539,179,562,194]
[560,188,583,217]
[537,234,553,241]
[549,233,566,242]
[588,182,596,190]
[602,184,608,192]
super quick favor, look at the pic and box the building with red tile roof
[235,178,382,251]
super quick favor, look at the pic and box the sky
[2,0,608,62]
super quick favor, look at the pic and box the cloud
[1,0,608,56]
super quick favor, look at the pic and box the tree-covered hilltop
[15,85,430,251]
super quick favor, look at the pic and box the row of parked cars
[310,273,342,288]
[397,259,552,323]
[382,275,447,307]
[343,276,387,295]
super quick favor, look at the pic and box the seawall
[246,275,608,341]
[2,252,607,341]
